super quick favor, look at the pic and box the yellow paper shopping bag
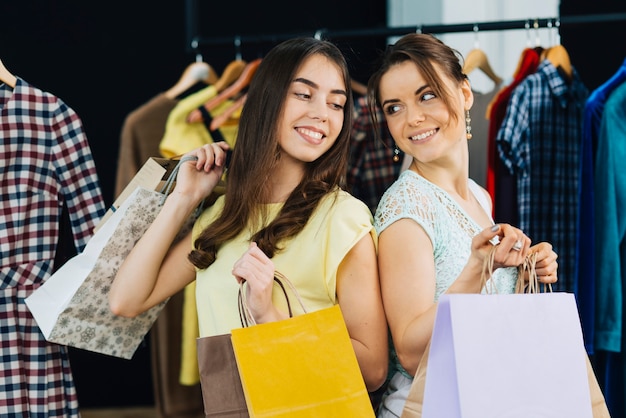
[230,304,374,417]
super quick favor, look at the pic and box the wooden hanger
[542,44,572,81]
[209,93,247,131]
[0,59,17,88]
[164,61,219,100]
[212,59,248,94]
[188,58,262,123]
[463,48,503,86]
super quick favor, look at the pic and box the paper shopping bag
[195,275,300,418]
[230,304,374,418]
[197,334,249,418]
[420,293,592,418]
[25,157,197,359]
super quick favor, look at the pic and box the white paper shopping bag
[25,186,169,359]
[422,293,592,418]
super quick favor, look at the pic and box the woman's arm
[379,220,530,375]
[109,143,230,317]
[337,233,389,392]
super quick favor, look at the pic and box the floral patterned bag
[25,156,198,359]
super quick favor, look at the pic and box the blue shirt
[497,60,589,294]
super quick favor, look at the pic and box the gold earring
[393,146,400,162]
[465,109,472,140]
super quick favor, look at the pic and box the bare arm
[337,233,389,392]
[109,143,230,317]
[379,220,530,375]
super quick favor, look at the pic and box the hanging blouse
[496,60,589,294]
[0,77,106,417]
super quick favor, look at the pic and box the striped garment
[0,77,106,417]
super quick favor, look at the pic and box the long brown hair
[366,33,468,141]
[189,37,354,269]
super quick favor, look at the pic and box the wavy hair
[189,37,353,269]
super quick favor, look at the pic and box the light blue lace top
[374,170,518,378]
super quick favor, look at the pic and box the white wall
[387,0,559,93]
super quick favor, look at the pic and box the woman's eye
[384,104,402,115]
[295,92,311,100]
[421,92,436,101]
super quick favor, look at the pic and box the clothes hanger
[164,59,219,100]
[540,19,572,81]
[187,58,262,123]
[209,93,247,131]
[463,49,503,86]
[463,25,503,87]
[0,59,17,88]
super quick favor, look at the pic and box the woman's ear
[461,79,474,110]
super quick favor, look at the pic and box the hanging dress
[0,77,105,417]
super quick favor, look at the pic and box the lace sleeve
[374,172,438,245]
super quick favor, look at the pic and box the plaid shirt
[497,61,589,293]
[347,96,403,214]
[0,78,105,416]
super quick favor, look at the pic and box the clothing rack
[184,9,626,54]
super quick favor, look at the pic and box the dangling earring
[465,109,473,140]
[393,145,400,162]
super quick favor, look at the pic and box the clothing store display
[594,79,626,353]
[159,85,239,159]
[486,47,541,223]
[0,77,105,416]
[496,59,589,293]
[115,93,178,198]
[348,95,403,214]
[578,58,626,355]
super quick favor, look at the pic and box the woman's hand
[471,223,531,273]
[173,142,231,204]
[529,242,558,284]
[231,242,285,324]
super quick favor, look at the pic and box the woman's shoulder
[374,171,440,233]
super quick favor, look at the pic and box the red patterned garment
[0,77,106,417]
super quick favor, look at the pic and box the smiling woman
[108,36,389,412]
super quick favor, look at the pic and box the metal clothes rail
[184,8,626,54]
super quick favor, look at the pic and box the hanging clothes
[159,85,239,159]
[347,95,403,214]
[593,77,626,418]
[468,84,502,188]
[0,77,105,417]
[496,59,589,294]
[114,93,205,418]
[486,47,541,224]
[115,93,178,197]
[579,58,626,356]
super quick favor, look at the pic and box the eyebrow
[293,77,347,97]
[381,84,429,107]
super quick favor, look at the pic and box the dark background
[1,0,624,409]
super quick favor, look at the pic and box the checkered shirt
[0,77,106,416]
[347,96,403,214]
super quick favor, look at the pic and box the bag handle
[238,271,308,327]
[158,155,207,217]
[480,245,552,294]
